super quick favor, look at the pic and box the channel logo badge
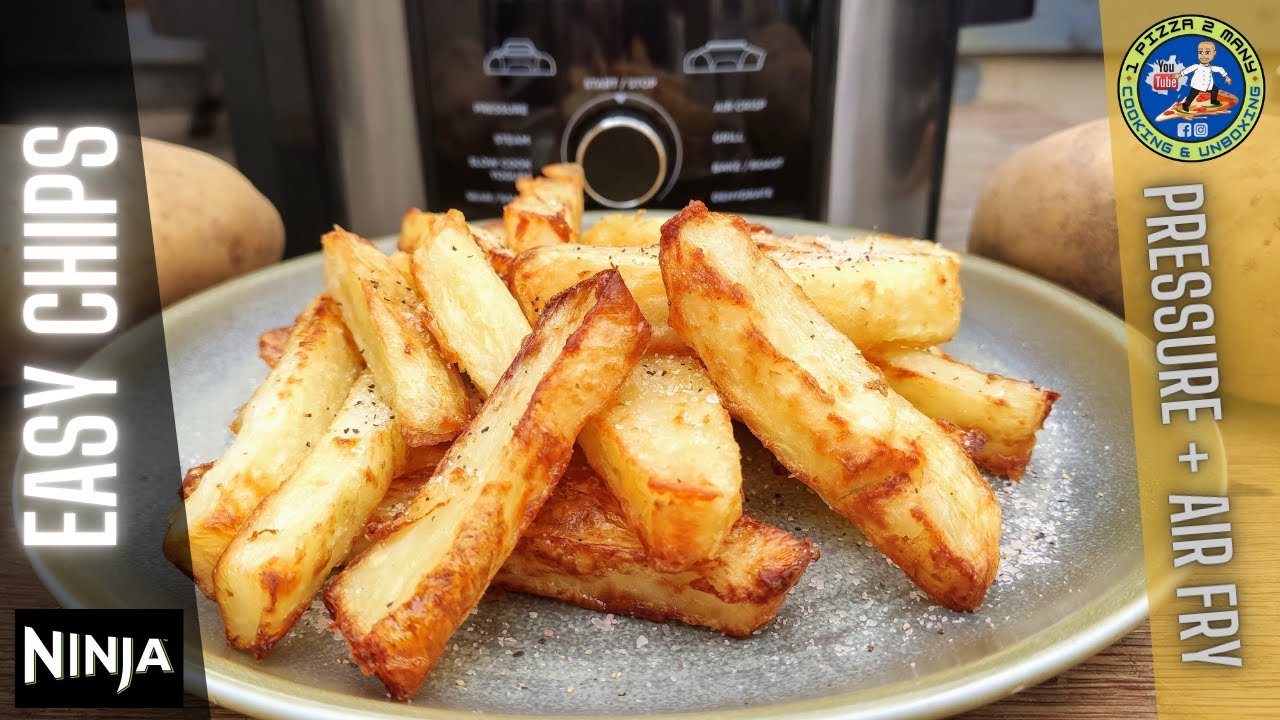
[16,609,183,708]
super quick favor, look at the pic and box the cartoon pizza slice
[1154,88,1240,121]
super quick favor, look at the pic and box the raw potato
[660,202,1001,611]
[0,131,279,385]
[967,119,1123,314]
[324,270,650,699]
[143,137,284,306]
[1105,121,1280,405]
[1194,128,1280,404]
[971,116,1280,403]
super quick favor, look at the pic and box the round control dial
[562,93,683,209]
[575,115,667,209]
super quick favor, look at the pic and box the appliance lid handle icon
[484,38,557,78]
[683,39,767,75]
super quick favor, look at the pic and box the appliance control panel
[412,0,821,217]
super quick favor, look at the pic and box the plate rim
[27,215,1155,719]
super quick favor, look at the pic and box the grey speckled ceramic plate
[27,215,1154,720]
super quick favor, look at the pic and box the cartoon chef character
[1180,40,1232,112]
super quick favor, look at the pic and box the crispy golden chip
[397,209,442,254]
[503,164,585,254]
[508,238,961,353]
[509,244,682,352]
[260,319,1052,480]
[403,210,742,570]
[387,249,414,282]
[352,463,816,638]
[500,462,815,636]
[213,371,406,657]
[405,209,531,396]
[749,230,831,254]
[539,162,585,229]
[324,269,650,699]
[470,221,516,280]
[578,353,742,570]
[580,211,665,247]
[659,202,1000,611]
[163,295,362,597]
[866,346,1060,479]
[765,238,962,349]
[322,227,470,445]
[400,210,516,280]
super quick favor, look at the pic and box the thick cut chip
[163,295,362,597]
[503,164,585,254]
[509,244,681,352]
[322,228,470,445]
[500,463,815,636]
[404,211,741,570]
[469,221,517,280]
[580,211,665,247]
[764,237,962,350]
[404,209,532,396]
[354,463,816,638]
[866,346,1060,479]
[508,238,961,353]
[212,371,406,657]
[324,269,649,699]
[538,163,585,230]
[399,211,515,280]
[577,354,742,570]
[659,202,1000,611]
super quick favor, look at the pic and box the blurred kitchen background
[129,0,1106,254]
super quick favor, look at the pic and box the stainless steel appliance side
[823,0,957,238]
[311,0,426,237]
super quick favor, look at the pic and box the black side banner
[1,2,209,717]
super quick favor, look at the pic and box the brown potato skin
[143,137,285,306]
[324,270,650,700]
[257,325,291,367]
[659,202,1000,612]
[968,118,1123,314]
[494,462,816,637]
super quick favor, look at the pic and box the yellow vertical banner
[1101,1,1280,717]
